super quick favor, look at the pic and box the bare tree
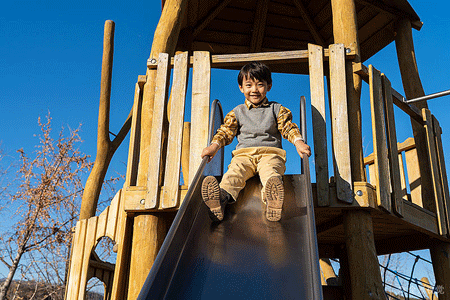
[0,114,91,299]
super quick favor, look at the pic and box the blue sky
[1,0,450,290]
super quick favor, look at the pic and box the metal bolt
[140,199,145,205]
[345,48,351,53]
[150,58,157,64]
[356,190,363,197]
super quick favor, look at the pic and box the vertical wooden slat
[423,108,447,235]
[189,51,211,185]
[181,122,191,186]
[369,65,391,212]
[125,76,146,187]
[161,52,189,209]
[145,53,171,208]
[111,193,132,300]
[433,115,450,235]
[329,44,353,203]
[308,44,329,206]
[96,206,109,241]
[66,220,87,299]
[368,163,376,187]
[106,190,121,241]
[78,217,98,299]
[382,74,403,216]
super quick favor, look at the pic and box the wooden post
[430,242,450,300]
[127,0,188,298]
[330,0,365,183]
[330,0,385,298]
[80,20,115,220]
[343,211,385,299]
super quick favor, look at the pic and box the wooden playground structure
[65,0,450,299]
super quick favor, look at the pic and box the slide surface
[139,173,322,300]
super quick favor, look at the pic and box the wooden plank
[78,217,98,299]
[96,206,109,241]
[405,147,423,207]
[382,74,403,216]
[369,65,391,213]
[124,76,146,187]
[423,108,447,235]
[433,115,450,236]
[110,192,132,300]
[161,52,189,209]
[328,44,353,203]
[192,0,234,37]
[145,53,171,208]
[189,51,211,186]
[106,190,121,241]
[308,44,329,206]
[368,163,376,187]
[66,220,87,299]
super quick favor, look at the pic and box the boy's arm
[278,106,311,158]
[201,110,238,162]
[294,138,311,159]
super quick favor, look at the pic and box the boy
[201,62,311,222]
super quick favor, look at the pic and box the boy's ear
[239,85,244,93]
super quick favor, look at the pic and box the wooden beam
[430,242,450,300]
[148,48,357,69]
[292,0,325,46]
[192,0,233,37]
[354,0,422,30]
[250,0,269,52]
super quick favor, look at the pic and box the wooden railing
[358,64,450,236]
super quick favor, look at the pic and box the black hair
[237,61,272,86]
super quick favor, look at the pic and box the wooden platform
[310,181,448,258]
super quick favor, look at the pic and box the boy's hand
[201,143,220,162]
[294,139,311,159]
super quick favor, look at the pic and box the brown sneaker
[265,176,284,222]
[202,176,227,221]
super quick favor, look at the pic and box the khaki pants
[220,147,286,202]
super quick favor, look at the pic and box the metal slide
[138,99,322,300]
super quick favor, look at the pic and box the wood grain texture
[329,44,353,203]
[308,44,329,206]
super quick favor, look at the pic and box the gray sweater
[233,101,282,150]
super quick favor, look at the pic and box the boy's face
[239,76,272,106]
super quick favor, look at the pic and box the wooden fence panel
[423,108,447,235]
[382,75,403,216]
[329,44,353,203]
[189,51,211,185]
[369,65,391,212]
[162,52,189,209]
[145,53,171,209]
[433,115,450,236]
[308,44,329,206]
